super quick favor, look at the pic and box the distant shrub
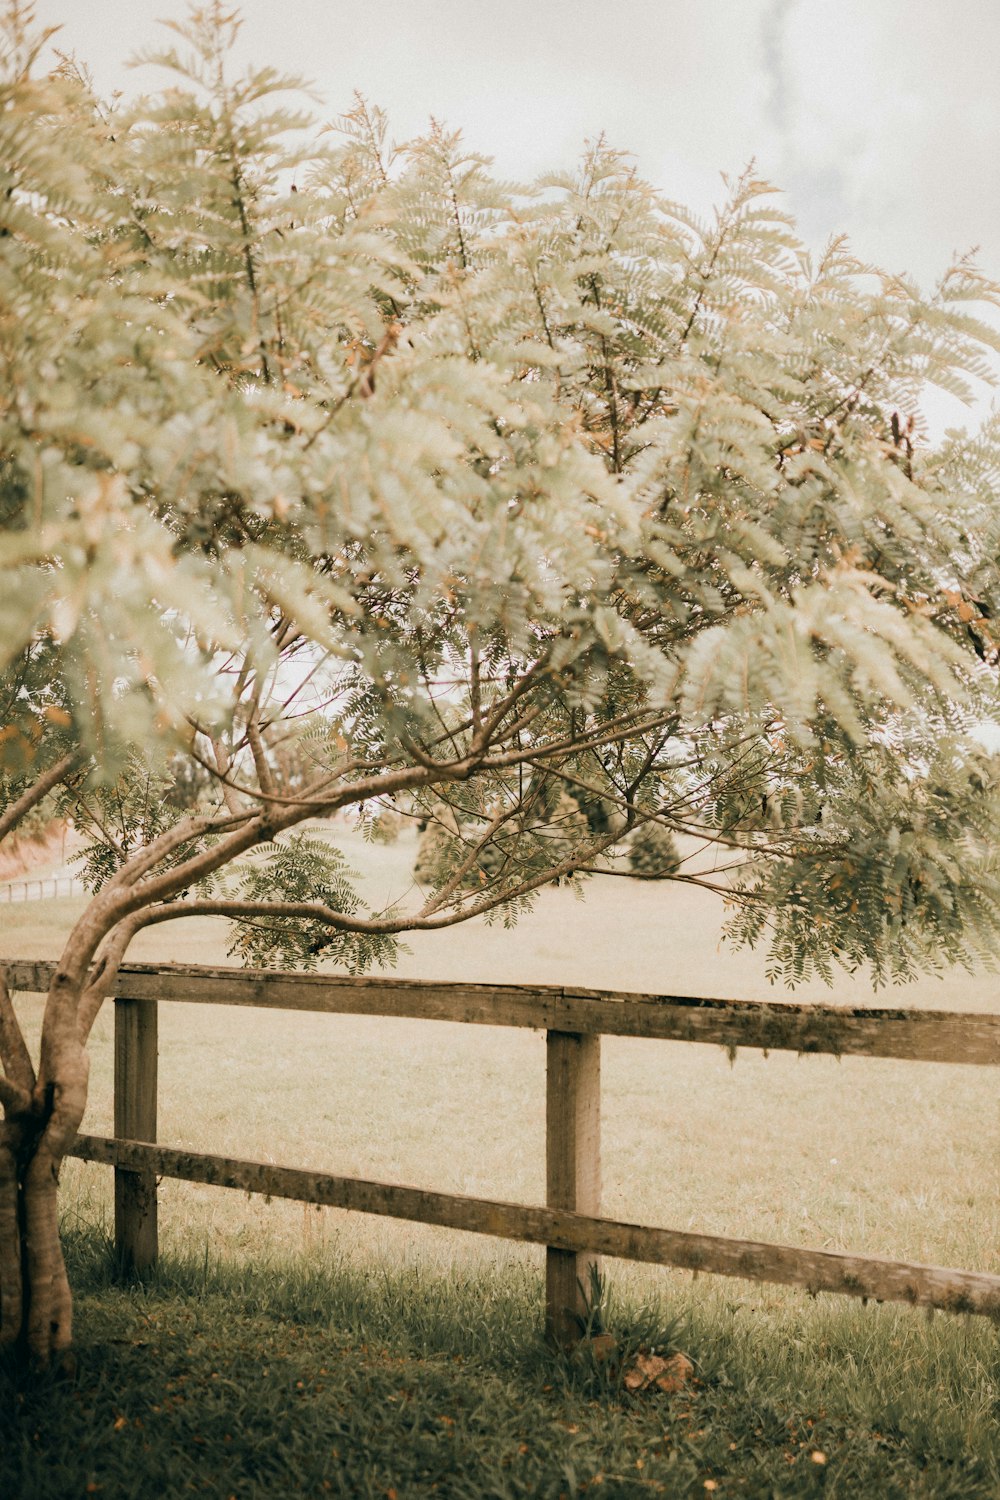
[369,808,404,844]
[627,824,681,878]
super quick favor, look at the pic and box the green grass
[2,824,999,1494]
[2,1232,997,1498]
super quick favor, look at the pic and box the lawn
[3,1235,999,1499]
[1,824,998,1495]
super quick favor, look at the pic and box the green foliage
[3,2,1000,983]
[413,783,592,906]
[222,833,399,972]
[727,718,1000,986]
[66,754,178,893]
[628,822,682,877]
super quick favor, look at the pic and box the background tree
[3,2,1000,1364]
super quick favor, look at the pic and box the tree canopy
[4,0,1000,1363]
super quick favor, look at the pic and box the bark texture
[0,970,90,1365]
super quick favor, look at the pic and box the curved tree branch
[0,971,35,1095]
[0,750,81,844]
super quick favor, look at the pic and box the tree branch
[0,751,80,845]
[210,737,245,815]
[77,914,147,1044]
[104,808,257,892]
[414,797,520,915]
[0,971,35,1094]
[127,823,626,939]
[0,1076,31,1118]
[245,709,275,799]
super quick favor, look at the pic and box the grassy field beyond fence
[5,826,996,1280]
[2,826,998,1496]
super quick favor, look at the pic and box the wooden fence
[6,959,1000,1344]
[0,876,84,903]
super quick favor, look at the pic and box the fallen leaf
[623,1350,694,1394]
[624,1353,669,1391]
[656,1353,695,1394]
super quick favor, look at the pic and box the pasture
[2,825,998,1495]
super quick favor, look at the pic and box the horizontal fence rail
[8,959,1000,1064]
[71,1134,1000,1319]
[6,959,1000,1340]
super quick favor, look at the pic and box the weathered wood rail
[6,958,1000,1341]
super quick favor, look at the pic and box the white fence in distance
[0,875,85,903]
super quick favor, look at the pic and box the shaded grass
[2,1230,998,1498]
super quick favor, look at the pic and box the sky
[27,0,1000,423]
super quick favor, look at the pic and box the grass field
[4,824,997,1273]
[2,825,998,1495]
[2,1234,998,1497]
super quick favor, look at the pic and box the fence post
[545,1029,601,1348]
[114,996,158,1273]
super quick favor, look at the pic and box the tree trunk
[0,993,89,1368]
[22,1142,75,1366]
[0,1126,25,1353]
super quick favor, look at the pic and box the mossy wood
[5,960,999,1064]
[71,1134,1000,1319]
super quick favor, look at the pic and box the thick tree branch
[94,760,447,929]
[57,711,692,991]
[104,808,257,892]
[125,825,626,939]
[0,1076,32,1117]
[210,736,245,815]
[0,971,35,1094]
[245,712,275,798]
[77,913,148,1044]
[0,750,80,844]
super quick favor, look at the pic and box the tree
[3,1,1000,1364]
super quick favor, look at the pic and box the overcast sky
[30,0,999,282]
[29,0,1000,423]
